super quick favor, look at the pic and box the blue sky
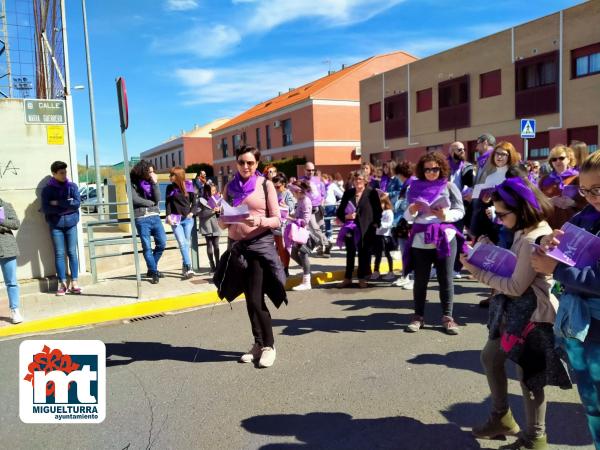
[65,0,582,165]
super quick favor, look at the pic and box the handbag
[290,223,309,244]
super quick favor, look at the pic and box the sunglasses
[550,156,567,163]
[454,148,465,152]
[306,169,315,172]
[494,152,509,158]
[237,160,256,167]
[424,167,441,174]
[495,210,514,220]
[579,187,600,198]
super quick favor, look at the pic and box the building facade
[210,52,417,181]
[361,1,600,165]
[141,118,229,173]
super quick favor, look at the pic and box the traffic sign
[520,119,536,139]
[24,99,66,124]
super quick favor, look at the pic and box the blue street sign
[520,119,536,139]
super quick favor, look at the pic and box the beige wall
[360,1,600,161]
[0,99,82,281]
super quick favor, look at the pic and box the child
[288,181,312,291]
[532,151,600,449]
[461,176,571,450]
[371,195,396,281]
[197,182,222,273]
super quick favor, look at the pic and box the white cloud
[165,0,199,11]
[153,24,242,57]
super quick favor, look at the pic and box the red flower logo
[23,345,80,396]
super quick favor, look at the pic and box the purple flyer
[539,222,600,268]
[467,243,517,277]
[0,206,4,222]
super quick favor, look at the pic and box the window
[391,149,405,161]
[160,156,163,169]
[480,69,501,98]
[572,43,600,78]
[416,88,432,112]
[178,150,182,166]
[528,131,550,160]
[171,153,176,167]
[220,137,228,158]
[438,75,470,131]
[266,125,271,149]
[515,51,559,117]
[282,119,292,146]
[384,93,408,139]
[426,145,443,153]
[568,126,599,153]
[255,127,261,150]
[369,102,381,122]
[232,134,242,151]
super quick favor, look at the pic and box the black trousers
[374,235,393,273]
[205,235,220,269]
[411,238,457,318]
[244,255,274,348]
[344,230,374,280]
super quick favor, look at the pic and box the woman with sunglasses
[539,145,587,230]
[532,152,600,449]
[219,146,286,368]
[403,152,465,335]
[461,177,570,450]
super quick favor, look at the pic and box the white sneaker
[10,308,23,324]
[382,272,395,281]
[292,275,312,291]
[259,347,276,368]
[453,271,462,279]
[240,343,262,363]
[401,280,414,290]
[430,268,437,279]
[369,271,380,281]
[393,276,409,287]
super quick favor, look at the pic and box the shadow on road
[241,411,484,449]
[443,394,592,448]
[105,341,241,367]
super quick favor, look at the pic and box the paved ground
[0,279,593,450]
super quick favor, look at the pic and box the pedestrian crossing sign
[520,119,536,139]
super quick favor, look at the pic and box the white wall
[0,98,81,280]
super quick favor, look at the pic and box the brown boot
[472,410,520,439]
[337,278,352,289]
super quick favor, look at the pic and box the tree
[186,163,213,177]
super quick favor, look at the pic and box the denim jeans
[171,217,194,267]
[0,257,19,310]
[324,205,337,239]
[135,215,167,273]
[50,225,79,282]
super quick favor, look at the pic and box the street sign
[24,99,66,124]
[116,77,128,132]
[520,119,536,139]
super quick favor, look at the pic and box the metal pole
[121,130,142,299]
[524,139,529,161]
[81,0,103,216]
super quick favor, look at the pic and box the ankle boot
[472,410,520,439]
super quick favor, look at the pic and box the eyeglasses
[495,210,514,220]
[424,167,441,174]
[578,187,600,197]
[237,160,256,167]
[550,156,567,163]
[306,169,315,172]
[494,152,509,159]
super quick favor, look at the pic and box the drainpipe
[382,72,388,150]
[511,26,515,63]
[548,10,563,131]
[407,63,419,146]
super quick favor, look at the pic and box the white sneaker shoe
[240,343,262,363]
[369,271,380,281]
[292,275,312,291]
[259,347,276,368]
[393,276,409,287]
[382,272,395,281]
[401,280,414,290]
[10,308,23,324]
[453,271,462,279]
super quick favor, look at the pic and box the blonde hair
[580,151,600,174]
[548,145,576,168]
[570,141,589,167]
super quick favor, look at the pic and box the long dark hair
[491,178,553,231]
[131,160,153,184]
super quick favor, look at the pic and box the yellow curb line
[0,261,402,339]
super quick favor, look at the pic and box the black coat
[336,186,382,240]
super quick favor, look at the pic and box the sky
[64,0,583,165]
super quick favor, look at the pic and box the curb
[0,262,402,340]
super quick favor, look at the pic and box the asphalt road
[0,279,594,450]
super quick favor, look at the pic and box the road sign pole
[524,139,528,161]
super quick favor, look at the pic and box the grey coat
[0,199,20,258]
[131,182,161,218]
[196,198,221,237]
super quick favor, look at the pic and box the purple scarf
[541,168,579,190]
[496,177,541,211]
[448,155,465,174]
[227,171,260,206]
[407,179,447,204]
[380,175,390,192]
[139,180,153,199]
[478,148,493,169]
[336,201,360,249]
[48,177,71,195]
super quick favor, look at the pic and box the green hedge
[258,156,306,178]
[185,163,214,177]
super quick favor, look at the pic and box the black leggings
[374,235,393,273]
[244,256,274,348]
[205,235,220,269]
[344,230,374,280]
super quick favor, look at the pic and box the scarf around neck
[407,178,447,204]
[228,171,260,206]
[139,180,153,199]
[542,168,579,190]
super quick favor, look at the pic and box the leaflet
[221,200,250,224]
[467,242,517,277]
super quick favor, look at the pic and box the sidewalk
[0,248,402,339]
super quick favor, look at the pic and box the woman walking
[0,197,23,323]
[197,182,222,274]
[272,174,295,276]
[336,170,382,289]
[403,152,465,335]
[41,161,82,295]
[288,180,313,291]
[165,167,196,279]
[219,146,286,368]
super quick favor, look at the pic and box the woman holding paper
[197,182,222,274]
[219,146,285,369]
[532,151,600,449]
[460,177,570,450]
[287,180,313,291]
[403,152,465,335]
[539,145,587,230]
[166,167,196,279]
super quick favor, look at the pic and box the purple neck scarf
[380,175,390,192]
[48,177,71,196]
[448,155,464,173]
[541,168,579,190]
[407,179,447,204]
[139,180,153,199]
[228,171,260,206]
[478,148,493,169]
[496,177,541,211]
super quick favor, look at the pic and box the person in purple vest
[301,162,330,256]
